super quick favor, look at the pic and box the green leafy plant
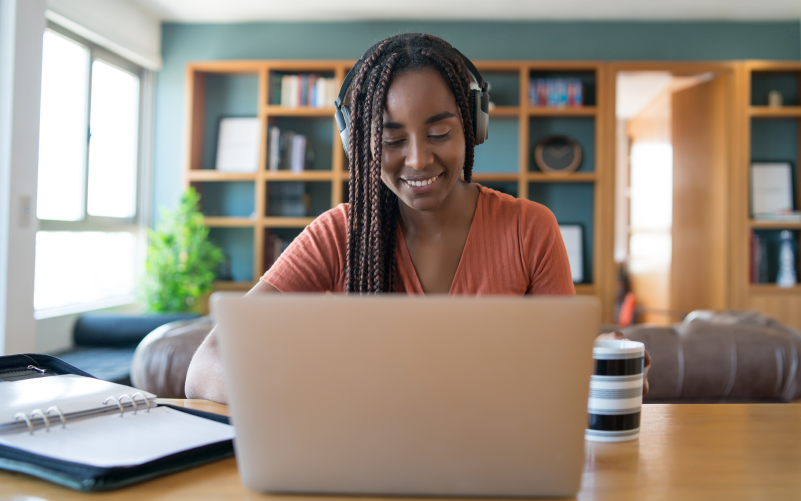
[140,188,224,313]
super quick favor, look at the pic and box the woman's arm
[184,280,280,403]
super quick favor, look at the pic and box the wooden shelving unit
[184,60,612,317]
[735,61,801,329]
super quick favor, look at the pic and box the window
[34,25,145,313]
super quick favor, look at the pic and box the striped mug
[585,339,644,442]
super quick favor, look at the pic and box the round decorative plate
[534,135,582,174]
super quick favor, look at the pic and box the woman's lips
[401,174,440,193]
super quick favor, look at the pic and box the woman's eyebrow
[424,112,456,124]
[382,112,456,130]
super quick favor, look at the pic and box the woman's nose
[405,136,434,171]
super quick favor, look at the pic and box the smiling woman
[186,33,577,401]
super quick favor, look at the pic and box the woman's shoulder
[476,184,557,227]
[307,203,349,235]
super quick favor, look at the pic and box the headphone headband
[334,44,490,158]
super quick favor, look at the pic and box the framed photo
[215,117,261,173]
[750,162,794,216]
[558,224,584,283]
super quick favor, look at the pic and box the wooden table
[2,400,801,500]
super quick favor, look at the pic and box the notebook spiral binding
[11,392,152,435]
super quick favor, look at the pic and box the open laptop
[211,294,599,497]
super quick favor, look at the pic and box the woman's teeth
[405,175,438,187]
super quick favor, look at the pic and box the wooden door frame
[601,62,743,320]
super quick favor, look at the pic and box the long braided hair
[345,33,477,294]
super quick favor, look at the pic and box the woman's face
[379,67,466,213]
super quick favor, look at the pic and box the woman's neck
[397,180,479,238]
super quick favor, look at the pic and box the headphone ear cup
[471,89,489,146]
[337,105,352,158]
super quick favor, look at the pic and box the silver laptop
[212,294,599,497]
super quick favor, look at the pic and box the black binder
[0,354,235,491]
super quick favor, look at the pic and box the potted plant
[140,188,224,313]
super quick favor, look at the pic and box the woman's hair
[345,33,476,294]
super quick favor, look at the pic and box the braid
[345,34,478,293]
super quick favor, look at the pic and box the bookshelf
[736,61,801,328]
[184,60,613,319]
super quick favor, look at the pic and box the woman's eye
[382,139,404,147]
[429,130,451,140]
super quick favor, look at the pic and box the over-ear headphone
[334,48,489,158]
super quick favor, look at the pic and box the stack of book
[270,73,337,108]
[267,125,314,173]
[268,182,309,218]
[529,78,584,107]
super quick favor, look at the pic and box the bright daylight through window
[34,28,142,312]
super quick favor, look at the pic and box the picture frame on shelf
[215,117,261,173]
[558,224,584,283]
[750,162,794,217]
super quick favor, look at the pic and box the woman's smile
[401,173,442,192]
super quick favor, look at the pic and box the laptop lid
[213,294,599,497]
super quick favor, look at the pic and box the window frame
[35,22,152,317]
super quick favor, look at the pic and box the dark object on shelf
[534,135,582,174]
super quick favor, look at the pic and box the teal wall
[154,20,801,216]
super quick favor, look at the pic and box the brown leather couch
[130,310,801,402]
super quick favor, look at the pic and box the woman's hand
[596,331,651,397]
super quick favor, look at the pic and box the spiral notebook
[0,356,235,491]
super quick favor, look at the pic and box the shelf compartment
[266,181,331,218]
[474,117,519,174]
[483,71,520,107]
[209,227,255,283]
[528,182,595,285]
[200,73,259,171]
[529,70,597,107]
[750,71,799,107]
[192,181,255,218]
[267,116,334,171]
[750,229,799,286]
[529,117,596,173]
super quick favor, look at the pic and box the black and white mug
[585,339,644,442]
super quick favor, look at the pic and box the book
[0,354,234,491]
[529,78,584,108]
[274,73,337,108]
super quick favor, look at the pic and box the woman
[186,33,648,402]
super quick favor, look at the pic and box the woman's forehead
[384,68,458,118]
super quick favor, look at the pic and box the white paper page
[0,407,234,467]
[751,163,793,214]
[215,117,260,172]
[1,375,155,425]
[559,225,584,283]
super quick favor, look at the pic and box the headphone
[334,48,489,158]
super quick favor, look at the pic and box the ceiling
[133,0,801,22]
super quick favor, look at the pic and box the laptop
[212,294,599,497]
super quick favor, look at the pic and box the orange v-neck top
[262,185,575,295]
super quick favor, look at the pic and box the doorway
[612,64,735,325]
